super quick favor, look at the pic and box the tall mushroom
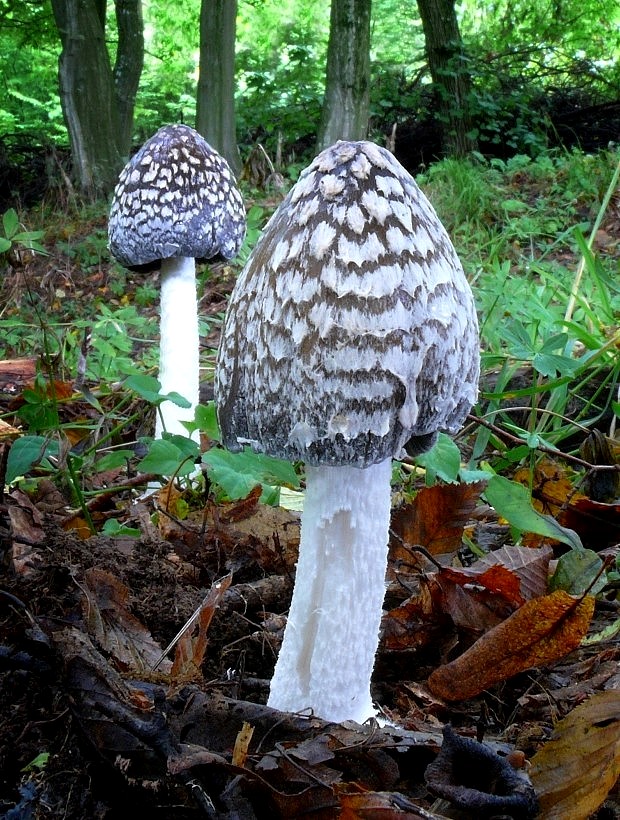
[108,124,246,441]
[215,140,479,723]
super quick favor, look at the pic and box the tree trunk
[113,0,144,157]
[51,0,125,198]
[416,0,477,157]
[196,0,242,175]
[316,0,371,152]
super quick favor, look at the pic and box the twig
[469,414,620,472]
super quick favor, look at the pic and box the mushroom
[215,140,479,723]
[108,124,246,442]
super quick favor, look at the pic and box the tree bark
[316,0,371,152]
[196,0,241,175]
[50,0,125,198]
[113,0,144,157]
[416,0,477,157]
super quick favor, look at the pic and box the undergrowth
[0,147,618,546]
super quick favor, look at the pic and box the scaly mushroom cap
[108,124,245,270]
[216,140,479,467]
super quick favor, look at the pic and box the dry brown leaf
[8,488,46,574]
[157,481,185,539]
[232,721,255,767]
[0,418,21,440]
[81,568,172,674]
[337,786,430,818]
[561,496,620,550]
[441,563,524,607]
[383,576,449,652]
[439,577,513,634]
[529,690,620,819]
[390,482,485,568]
[440,545,553,606]
[171,572,232,680]
[427,590,595,701]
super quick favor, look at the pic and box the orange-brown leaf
[440,544,553,606]
[390,482,484,561]
[427,590,595,701]
[338,787,428,819]
[530,690,620,819]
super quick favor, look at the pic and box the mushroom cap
[108,124,246,270]
[216,140,479,468]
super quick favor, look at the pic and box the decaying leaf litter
[1,165,619,817]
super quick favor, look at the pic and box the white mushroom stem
[155,256,200,443]
[268,458,392,724]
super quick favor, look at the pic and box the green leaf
[136,438,197,476]
[2,208,19,239]
[0,237,10,253]
[549,549,606,596]
[102,518,141,538]
[6,436,59,483]
[532,351,580,378]
[484,475,583,549]
[95,450,135,472]
[192,402,221,441]
[202,447,299,502]
[125,374,191,409]
[413,432,462,484]
[21,752,50,773]
[125,374,162,403]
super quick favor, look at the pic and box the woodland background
[1,0,620,204]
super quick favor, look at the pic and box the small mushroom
[109,124,246,441]
[215,140,479,723]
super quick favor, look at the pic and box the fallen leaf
[338,787,429,818]
[390,482,484,564]
[529,690,620,819]
[0,418,21,440]
[170,572,232,680]
[427,590,595,701]
[382,576,449,652]
[440,544,553,606]
[231,721,255,767]
[81,568,172,674]
[560,496,620,550]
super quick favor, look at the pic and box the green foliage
[0,208,46,255]
[484,475,582,549]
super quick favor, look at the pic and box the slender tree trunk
[51,0,125,198]
[196,0,241,175]
[113,0,144,157]
[316,0,371,152]
[416,0,477,157]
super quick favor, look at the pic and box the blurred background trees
[1,0,618,202]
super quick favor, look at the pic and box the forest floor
[0,190,619,819]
